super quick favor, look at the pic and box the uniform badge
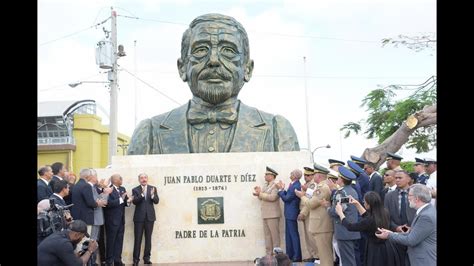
[309,183,315,189]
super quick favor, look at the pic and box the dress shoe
[144,261,153,264]
[113,262,124,266]
[303,257,315,262]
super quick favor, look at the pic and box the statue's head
[178,13,254,105]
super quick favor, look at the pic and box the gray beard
[195,84,233,105]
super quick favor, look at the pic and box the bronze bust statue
[127,13,300,154]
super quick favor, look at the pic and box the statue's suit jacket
[127,101,300,154]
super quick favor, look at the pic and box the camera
[339,196,350,204]
[273,247,283,254]
[78,239,90,256]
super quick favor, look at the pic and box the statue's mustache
[198,69,232,81]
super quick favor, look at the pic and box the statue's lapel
[158,102,191,153]
[230,102,269,152]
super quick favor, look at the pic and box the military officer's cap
[304,167,315,175]
[265,166,278,176]
[424,158,437,165]
[386,152,403,161]
[347,160,365,175]
[350,155,369,165]
[328,159,345,167]
[414,157,425,165]
[338,166,357,181]
[313,163,329,174]
[328,169,339,179]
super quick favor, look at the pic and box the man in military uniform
[386,152,403,171]
[253,166,281,256]
[328,166,361,266]
[348,157,369,199]
[297,166,318,262]
[413,158,428,184]
[328,159,345,172]
[296,164,334,266]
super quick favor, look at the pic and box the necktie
[187,100,238,125]
[143,186,146,200]
[400,191,408,224]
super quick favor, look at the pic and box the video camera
[37,199,74,238]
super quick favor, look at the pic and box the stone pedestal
[96,151,312,264]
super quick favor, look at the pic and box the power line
[39,17,111,47]
[254,75,429,79]
[118,14,188,26]
[117,14,378,43]
[119,66,181,105]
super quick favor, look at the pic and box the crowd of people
[253,152,437,266]
[37,162,159,266]
[37,151,436,266]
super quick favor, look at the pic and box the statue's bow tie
[187,102,238,125]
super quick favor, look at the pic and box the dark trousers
[133,221,154,263]
[357,234,366,266]
[105,223,125,264]
[338,239,357,266]
[99,225,106,264]
[284,219,302,261]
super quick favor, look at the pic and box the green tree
[341,34,436,168]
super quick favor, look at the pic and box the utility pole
[303,56,311,152]
[108,7,118,165]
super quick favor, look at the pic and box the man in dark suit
[49,162,73,206]
[50,180,69,207]
[104,174,132,266]
[127,13,299,155]
[376,184,436,266]
[276,169,302,262]
[132,173,159,265]
[38,165,53,202]
[384,171,416,232]
[363,162,383,196]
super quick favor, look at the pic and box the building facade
[38,100,130,173]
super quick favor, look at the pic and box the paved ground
[123,262,319,266]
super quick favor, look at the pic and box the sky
[38,0,437,167]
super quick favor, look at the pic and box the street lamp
[68,81,109,88]
[311,144,331,162]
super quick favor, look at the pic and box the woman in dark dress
[335,191,404,266]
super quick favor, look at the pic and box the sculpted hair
[409,183,432,203]
[180,13,250,64]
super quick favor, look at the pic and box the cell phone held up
[339,196,350,204]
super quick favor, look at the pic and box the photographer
[38,220,98,266]
[37,196,73,246]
